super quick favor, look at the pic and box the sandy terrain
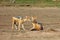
[0,7,60,40]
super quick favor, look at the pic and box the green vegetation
[0,0,60,7]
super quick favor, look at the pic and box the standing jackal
[12,16,31,31]
[12,16,24,31]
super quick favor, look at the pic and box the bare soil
[0,7,60,40]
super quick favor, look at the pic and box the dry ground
[0,7,60,40]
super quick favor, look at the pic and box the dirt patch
[0,7,60,40]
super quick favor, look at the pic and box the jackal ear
[32,16,37,19]
[25,16,30,19]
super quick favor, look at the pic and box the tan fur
[12,16,31,31]
[31,16,43,30]
[32,23,41,30]
[12,17,23,31]
[12,16,43,31]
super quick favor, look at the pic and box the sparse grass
[0,0,60,7]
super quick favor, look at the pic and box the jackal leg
[22,24,25,30]
[15,25,18,30]
[30,24,35,31]
[18,21,20,31]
